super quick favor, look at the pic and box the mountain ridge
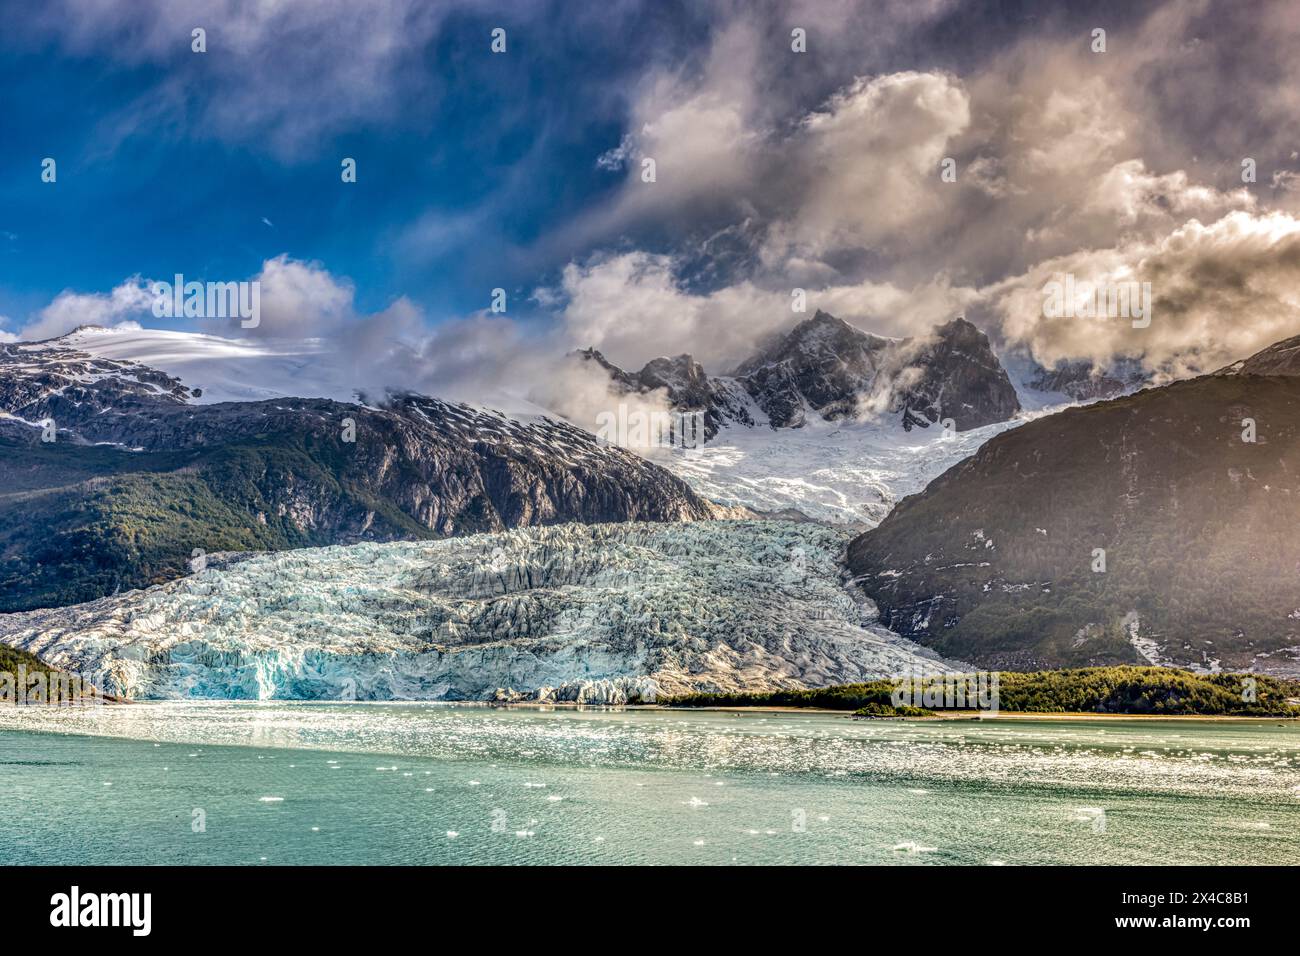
[0,338,717,612]
[846,336,1300,675]
[575,311,1022,435]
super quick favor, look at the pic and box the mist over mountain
[574,311,1021,435]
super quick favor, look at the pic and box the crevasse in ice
[0,521,958,702]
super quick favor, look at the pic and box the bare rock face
[1029,356,1149,401]
[574,312,1021,434]
[890,317,1023,432]
[734,310,897,427]
[570,348,755,439]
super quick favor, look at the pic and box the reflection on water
[0,703,1296,865]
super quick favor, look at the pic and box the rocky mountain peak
[571,311,1022,435]
[888,315,1022,431]
[638,353,709,394]
[1028,356,1149,401]
[736,309,891,376]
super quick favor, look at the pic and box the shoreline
[649,704,1300,722]
[2,698,1296,723]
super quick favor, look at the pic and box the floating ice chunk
[892,841,938,853]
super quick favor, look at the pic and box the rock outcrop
[575,312,1021,434]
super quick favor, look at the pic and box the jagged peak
[570,346,635,380]
[936,315,978,334]
[639,353,704,382]
[641,352,698,369]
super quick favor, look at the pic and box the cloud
[763,71,970,262]
[548,0,1300,381]
[13,255,580,415]
[15,0,1300,399]
[1084,160,1254,228]
[18,280,154,341]
[546,250,975,370]
[984,210,1300,378]
[239,255,358,341]
[14,0,472,158]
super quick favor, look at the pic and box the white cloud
[555,1,1300,382]
[1084,159,1254,228]
[18,0,473,157]
[239,255,357,341]
[548,250,975,371]
[19,280,154,341]
[765,71,970,260]
[985,210,1300,377]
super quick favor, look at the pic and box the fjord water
[0,703,1296,865]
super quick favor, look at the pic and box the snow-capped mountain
[0,521,960,701]
[570,311,1034,524]
[47,324,363,405]
[577,311,1022,435]
[1025,356,1150,402]
[0,332,717,612]
[652,411,1030,525]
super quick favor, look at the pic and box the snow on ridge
[59,325,357,405]
[52,326,1061,526]
[0,521,961,703]
[652,412,1042,526]
[55,324,556,420]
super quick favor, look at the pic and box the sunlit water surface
[1,702,1297,865]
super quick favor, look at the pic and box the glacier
[0,521,960,703]
[651,415,1029,525]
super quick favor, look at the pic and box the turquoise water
[0,703,1297,865]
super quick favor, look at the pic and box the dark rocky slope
[0,339,715,612]
[847,351,1300,675]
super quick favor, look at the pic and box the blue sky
[2,0,1299,389]
[0,1,709,325]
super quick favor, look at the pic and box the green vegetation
[0,644,59,680]
[0,434,434,612]
[662,667,1300,717]
[0,644,103,705]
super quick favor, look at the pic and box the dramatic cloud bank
[541,0,1300,380]
[7,0,1300,396]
